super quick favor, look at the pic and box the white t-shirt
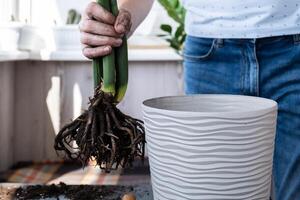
[182,0,300,38]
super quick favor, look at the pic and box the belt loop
[293,34,300,44]
[216,38,224,48]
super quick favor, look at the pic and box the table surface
[0,183,153,200]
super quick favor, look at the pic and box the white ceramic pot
[19,25,80,51]
[142,95,278,200]
[52,25,81,51]
[19,25,55,51]
[0,23,22,51]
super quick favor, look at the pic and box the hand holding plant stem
[79,1,132,58]
[55,0,145,173]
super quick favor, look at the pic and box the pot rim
[52,24,79,30]
[20,24,78,29]
[142,94,277,118]
[0,23,23,29]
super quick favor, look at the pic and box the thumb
[114,9,132,34]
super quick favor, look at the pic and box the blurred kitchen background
[0,0,183,186]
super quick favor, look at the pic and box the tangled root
[54,87,145,172]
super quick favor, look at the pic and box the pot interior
[143,95,277,113]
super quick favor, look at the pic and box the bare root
[54,87,146,172]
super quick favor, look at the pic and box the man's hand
[79,2,132,59]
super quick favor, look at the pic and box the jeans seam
[241,48,247,94]
[254,43,260,96]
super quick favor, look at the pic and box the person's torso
[182,0,300,38]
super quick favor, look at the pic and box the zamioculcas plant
[158,0,186,52]
[54,0,145,173]
[66,9,82,24]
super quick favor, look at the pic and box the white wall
[135,1,178,35]
[6,0,176,36]
[0,62,14,171]
[0,0,18,23]
[30,0,89,25]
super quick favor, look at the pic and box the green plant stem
[96,0,116,95]
[111,0,128,102]
[93,58,103,88]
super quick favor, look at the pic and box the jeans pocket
[183,36,217,61]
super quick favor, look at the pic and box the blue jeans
[184,35,300,200]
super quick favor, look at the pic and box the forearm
[118,0,154,36]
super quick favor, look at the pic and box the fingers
[80,3,133,59]
[82,45,112,59]
[85,2,115,24]
[80,19,120,37]
[114,9,132,34]
[81,32,123,47]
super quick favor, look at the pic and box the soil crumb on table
[0,182,152,200]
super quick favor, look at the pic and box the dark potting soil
[0,182,152,200]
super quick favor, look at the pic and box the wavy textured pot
[142,95,277,200]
